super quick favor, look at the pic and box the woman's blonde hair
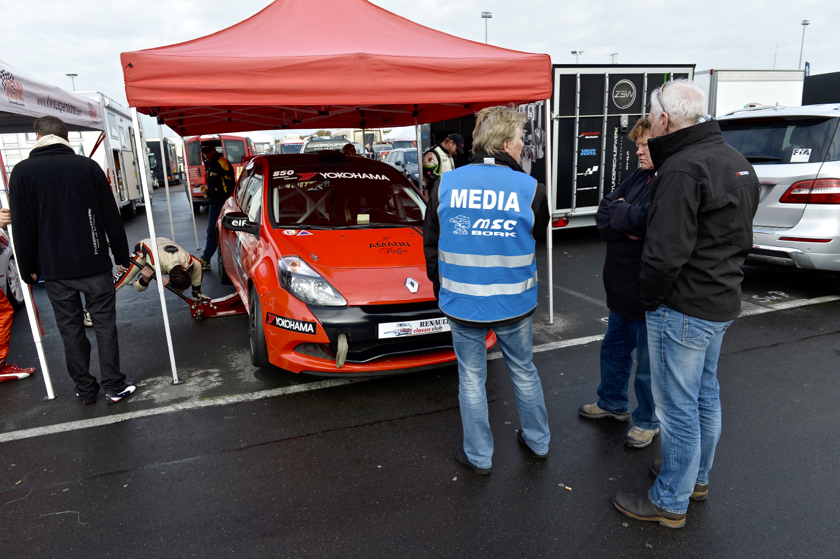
[627,117,652,142]
[472,106,526,156]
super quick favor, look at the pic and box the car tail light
[779,179,840,204]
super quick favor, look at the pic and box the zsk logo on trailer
[612,80,636,110]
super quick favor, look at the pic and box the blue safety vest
[436,161,539,323]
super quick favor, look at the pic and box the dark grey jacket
[9,144,130,282]
[641,120,759,322]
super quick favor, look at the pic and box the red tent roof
[120,0,551,135]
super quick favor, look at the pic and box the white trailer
[695,69,805,117]
[0,91,152,218]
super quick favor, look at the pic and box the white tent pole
[414,117,423,194]
[544,98,554,325]
[133,109,181,385]
[181,136,200,250]
[157,126,175,241]
[0,184,55,400]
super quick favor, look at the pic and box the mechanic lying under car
[114,237,208,300]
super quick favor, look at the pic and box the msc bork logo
[450,215,471,235]
[612,80,636,110]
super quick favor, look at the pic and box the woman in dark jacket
[578,117,660,449]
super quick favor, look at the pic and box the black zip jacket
[423,151,549,328]
[640,120,759,322]
[205,154,235,207]
[9,144,130,282]
[596,167,653,321]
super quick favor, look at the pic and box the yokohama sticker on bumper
[266,312,317,335]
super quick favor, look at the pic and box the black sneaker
[76,392,97,405]
[454,445,491,475]
[105,384,137,405]
[517,430,548,459]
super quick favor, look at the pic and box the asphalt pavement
[1,187,838,558]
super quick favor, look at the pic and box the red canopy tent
[118,0,556,384]
[120,0,551,134]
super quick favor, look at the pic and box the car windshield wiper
[744,155,783,162]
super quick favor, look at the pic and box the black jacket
[640,120,759,322]
[596,167,653,321]
[423,151,549,327]
[205,154,235,207]
[9,143,130,282]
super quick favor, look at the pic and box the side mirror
[222,212,260,237]
[395,160,404,167]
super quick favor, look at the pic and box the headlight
[278,256,346,307]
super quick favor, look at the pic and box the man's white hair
[649,80,708,130]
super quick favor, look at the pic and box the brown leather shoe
[651,458,708,501]
[613,492,686,529]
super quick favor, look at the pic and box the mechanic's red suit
[0,288,34,382]
[114,238,204,295]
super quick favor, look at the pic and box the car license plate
[378,317,450,339]
[192,187,203,194]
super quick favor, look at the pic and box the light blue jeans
[646,304,732,514]
[597,310,658,430]
[450,316,550,469]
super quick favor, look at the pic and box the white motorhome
[0,92,152,218]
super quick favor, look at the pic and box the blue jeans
[646,305,731,514]
[597,310,658,430]
[202,204,223,261]
[450,316,550,469]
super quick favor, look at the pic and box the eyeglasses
[652,81,671,116]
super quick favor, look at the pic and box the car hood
[274,226,433,304]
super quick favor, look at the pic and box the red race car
[217,152,494,375]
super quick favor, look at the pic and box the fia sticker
[791,148,811,163]
[297,230,313,236]
[282,230,296,236]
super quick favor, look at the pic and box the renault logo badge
[405,278,419,293]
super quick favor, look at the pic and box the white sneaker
[105,384,136,405]
[625,426,660,448]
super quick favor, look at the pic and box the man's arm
[595,185,626,242]
[422,182,441,298]
[640,171,700,309]
[8,169,40,283]
[531,182,550,237]
[92,164,130,268]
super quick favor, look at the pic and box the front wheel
[5,256,24,310]
[249,286,270,367]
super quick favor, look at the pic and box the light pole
[799,20,810,69]
[610,53,618,64]
[65,73,78,91]
[481,12,492,44]
[571,50,584,64]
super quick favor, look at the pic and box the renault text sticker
[378,317,450,339]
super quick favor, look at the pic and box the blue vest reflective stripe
[436,162,538,323]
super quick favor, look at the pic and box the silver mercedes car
[718,104,840,271]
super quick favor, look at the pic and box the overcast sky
[2,0,836,138]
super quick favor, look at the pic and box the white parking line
[0,378,369,444]
[2,294,838,444]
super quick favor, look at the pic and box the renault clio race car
[218,152,495,375]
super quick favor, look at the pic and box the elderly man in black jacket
[613,81,759,528]
[579,117,659,449]
[9,116,135,405]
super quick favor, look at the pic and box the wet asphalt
[1,187,838,558]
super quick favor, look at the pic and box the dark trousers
[201,204,223,261]
[45,271,126,397]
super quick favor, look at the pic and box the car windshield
[270,170,425,228]
[403,151,418,165]
[392,140,415,150]
[279,143,303,154]
[720,116,840,164]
